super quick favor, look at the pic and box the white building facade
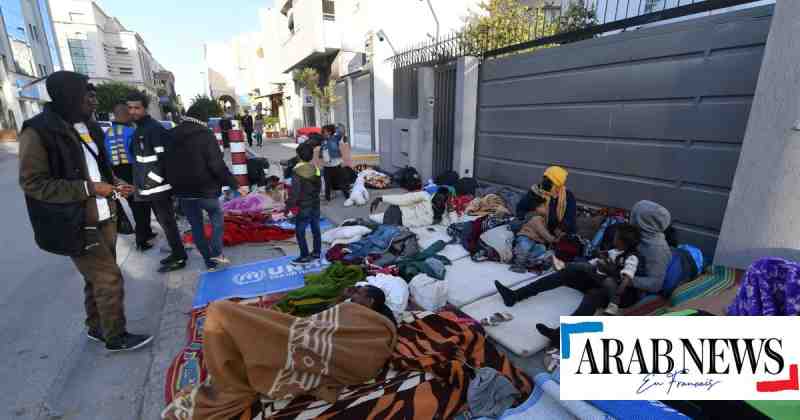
[50,0,167,118]
[0,0,61,131]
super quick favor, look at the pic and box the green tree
[559,0,597,37]
[94,81,139,114]
[189,94,223,118]
[296,67,339,124]
[461,0,558,56]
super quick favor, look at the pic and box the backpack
[434,170,459,187]
[455,177,478,196]
[393,166,422,191]
[661,245,703,296]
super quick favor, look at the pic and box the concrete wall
[715,1,800,269]
[453,56,478,177]
[475,5,773,258]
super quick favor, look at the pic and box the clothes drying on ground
[728,257,800,316]
[450,195,474,217]
[340,224,405,264]
[186,301,397,420]
[479,225,515,264]
[475,186,524,218]
[396,240,451,281]
[276,263,365,316]
[466,194,511,218]
[182,214,294,247]
[321,225,373,246]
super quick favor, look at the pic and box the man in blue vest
[104,102,156,250]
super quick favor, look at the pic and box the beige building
[50,0,168,118]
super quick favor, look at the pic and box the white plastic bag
[345,171,370,207]
[409,274,448,311]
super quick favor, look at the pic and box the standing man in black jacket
[165,105,247,271]
[241,110,254,147]
[127,91,187,273]
[18,71,152,352]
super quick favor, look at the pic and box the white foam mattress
[461,279,584,357]
[445,258,540,307]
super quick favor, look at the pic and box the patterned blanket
[165,308,532,420]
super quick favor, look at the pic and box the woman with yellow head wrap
[516,165,577,235]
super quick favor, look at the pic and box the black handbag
[117,206,134,235]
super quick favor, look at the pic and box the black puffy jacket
[165,120,239,198]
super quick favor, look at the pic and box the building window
[115,47,129,55]
[323,0,335,20]
[67,38,91,75]
[119,66,134,75]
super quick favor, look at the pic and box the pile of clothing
[361,168,392,189]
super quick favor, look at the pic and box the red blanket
[183,214,294,247]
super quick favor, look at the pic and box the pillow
[321,225,373,245]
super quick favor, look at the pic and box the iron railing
[388,0,768,68]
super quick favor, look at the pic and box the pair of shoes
[105,332,153,352]
[291,255,316,266]
[136,242,154,251]
[159,254,187,273]
[206,260,220,272]
[603,303,619,315]
[494,281,518,307]
[311,252,321,260]
[87,328,105,343]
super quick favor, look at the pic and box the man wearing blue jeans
[164,105,246,270]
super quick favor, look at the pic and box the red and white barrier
[213,125,223,152]
[229,129,249,187]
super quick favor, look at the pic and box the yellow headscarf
[537,166,569,226]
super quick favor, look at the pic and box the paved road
[0,142,200,420]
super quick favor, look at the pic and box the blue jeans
[513,236,547,264]
[180,198,224,265]
[295,207,321,257]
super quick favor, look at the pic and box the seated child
[588,223,641,315]
[510,192,557,273]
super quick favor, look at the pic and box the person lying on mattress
[369,187,452,228]
[510,192,557,273]
[516,166,577,236]
[188,286,398,420]
[494,200,673,344]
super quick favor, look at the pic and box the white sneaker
[210,256,232,266]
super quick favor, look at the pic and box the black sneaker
[160,254,186,265]
[158,259,187,273]
[311,252,321,261]
[87,328,105,343]
[105,333,153,353]
[291,256,314,266]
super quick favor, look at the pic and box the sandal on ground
[480,312,514,327]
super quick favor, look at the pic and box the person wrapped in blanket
[495,201,672,344]
[165,286,397,420]
[369,186,452,228]
[510,191,557,273]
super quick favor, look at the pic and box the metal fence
[387,0,768,68]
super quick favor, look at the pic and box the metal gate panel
[433,61,456,178]
[474,5,773,257]
[333,81,348,134]
[352,73,372,150]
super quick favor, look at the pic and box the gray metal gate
[474,5,773,257]
[433,61,457,178]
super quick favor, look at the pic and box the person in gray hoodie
[494,200,674,344]
[629,200,672,293]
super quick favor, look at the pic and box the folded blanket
[467,194,511,217]
[189,301,397,420]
